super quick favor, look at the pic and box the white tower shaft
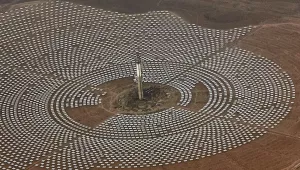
[136,62,143,100]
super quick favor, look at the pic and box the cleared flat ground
[1,0,300,170]
[65,78,208,127]
[1,0,299,29]
[93,17,300,170]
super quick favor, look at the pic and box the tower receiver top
[135,51,141,64]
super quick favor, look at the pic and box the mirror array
[0,0,295,169]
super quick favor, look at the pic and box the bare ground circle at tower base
[66,77,209,127]
[0,1,296,170]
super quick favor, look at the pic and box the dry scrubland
[1,0,299,29]
[1,0,300,169]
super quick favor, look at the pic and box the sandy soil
[65,105,114,128]
[177,83,209,112]
[62,0,299,29]
[66,77,209,127]
[0,0,46,13]
[89,132,300,170]
[89,16,300,170]
[2,0,299,29]
[2,0,299,170]
[64,78,134,128]
[90,15,300,170]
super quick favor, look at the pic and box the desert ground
[1,0,300,170]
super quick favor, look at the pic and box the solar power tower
[135,51,143,100]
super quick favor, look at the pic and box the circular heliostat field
[0,1,295,169]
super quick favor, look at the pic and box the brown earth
[91,13,300,170]
[92,16,300,170]
[29,21,300,170]
[65,105,113,128]
[2,0,300,170]
[64,78,133,128]
[0,0,46,13]
[113,83,180,115]
[66,77,209,127]
[178,82,209,112]
[89,133,300,170]
[62,0,299,29]
[1,0,299,29]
